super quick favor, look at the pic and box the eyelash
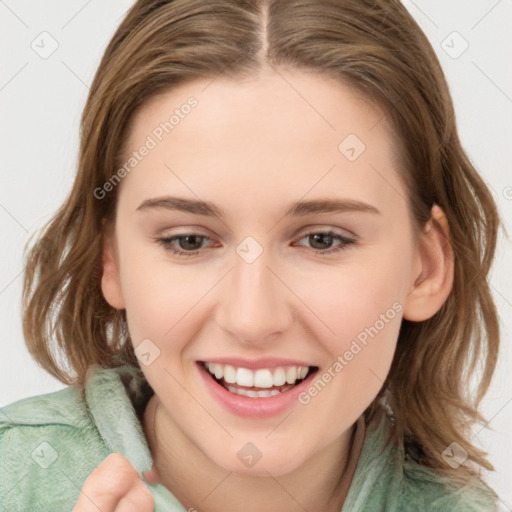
[154,230,357,257]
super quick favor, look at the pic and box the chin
[204,439,310,478]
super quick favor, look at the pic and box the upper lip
[198,357,317,370]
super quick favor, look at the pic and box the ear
[100,219,125,310]
[403,204,454,321]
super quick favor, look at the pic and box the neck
[143,394,365,512]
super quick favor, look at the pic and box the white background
[1,0,511,508]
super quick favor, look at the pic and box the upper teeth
[205,363,310,388]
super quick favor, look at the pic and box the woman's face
[103,69,422,476]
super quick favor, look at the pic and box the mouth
[199,361,319,398]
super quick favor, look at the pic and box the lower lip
[197,362,317,418]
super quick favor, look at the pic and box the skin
[100,68,454,512]
[73,453,154,511]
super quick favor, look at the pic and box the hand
[72,453,155,511]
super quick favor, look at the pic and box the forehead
[129,68,392,146]
[118,69,407,217]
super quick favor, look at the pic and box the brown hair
[22,0,500,492]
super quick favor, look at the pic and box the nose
[215,248,293,346]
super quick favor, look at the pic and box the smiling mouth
[200,361,319,398]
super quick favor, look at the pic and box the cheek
[295,266,404,434]
[118,215,413,369]
[116,237,206,347]
[299,238,412,393]
[307,253,409,350]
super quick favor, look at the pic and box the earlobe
[100,222,125,310]
[403,205,454,322]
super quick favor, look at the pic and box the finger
[115,478,154,512]
[72,453,141,512]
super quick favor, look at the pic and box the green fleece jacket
[0,363,497,511]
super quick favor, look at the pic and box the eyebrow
[136,196,381,218]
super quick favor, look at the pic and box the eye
[294,230,357,255]
[155,233,213,256]
[154,229,357,258]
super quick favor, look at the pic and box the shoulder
[1,382,87,429]
[0,363,155,511]
[345,412,498,512]
[0,377,110,510]
[400,459,498,512]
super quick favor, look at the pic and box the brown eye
[173,234,205,251]
[156,233,212,256]
[308,232,335,251]
[296,231,356,255]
